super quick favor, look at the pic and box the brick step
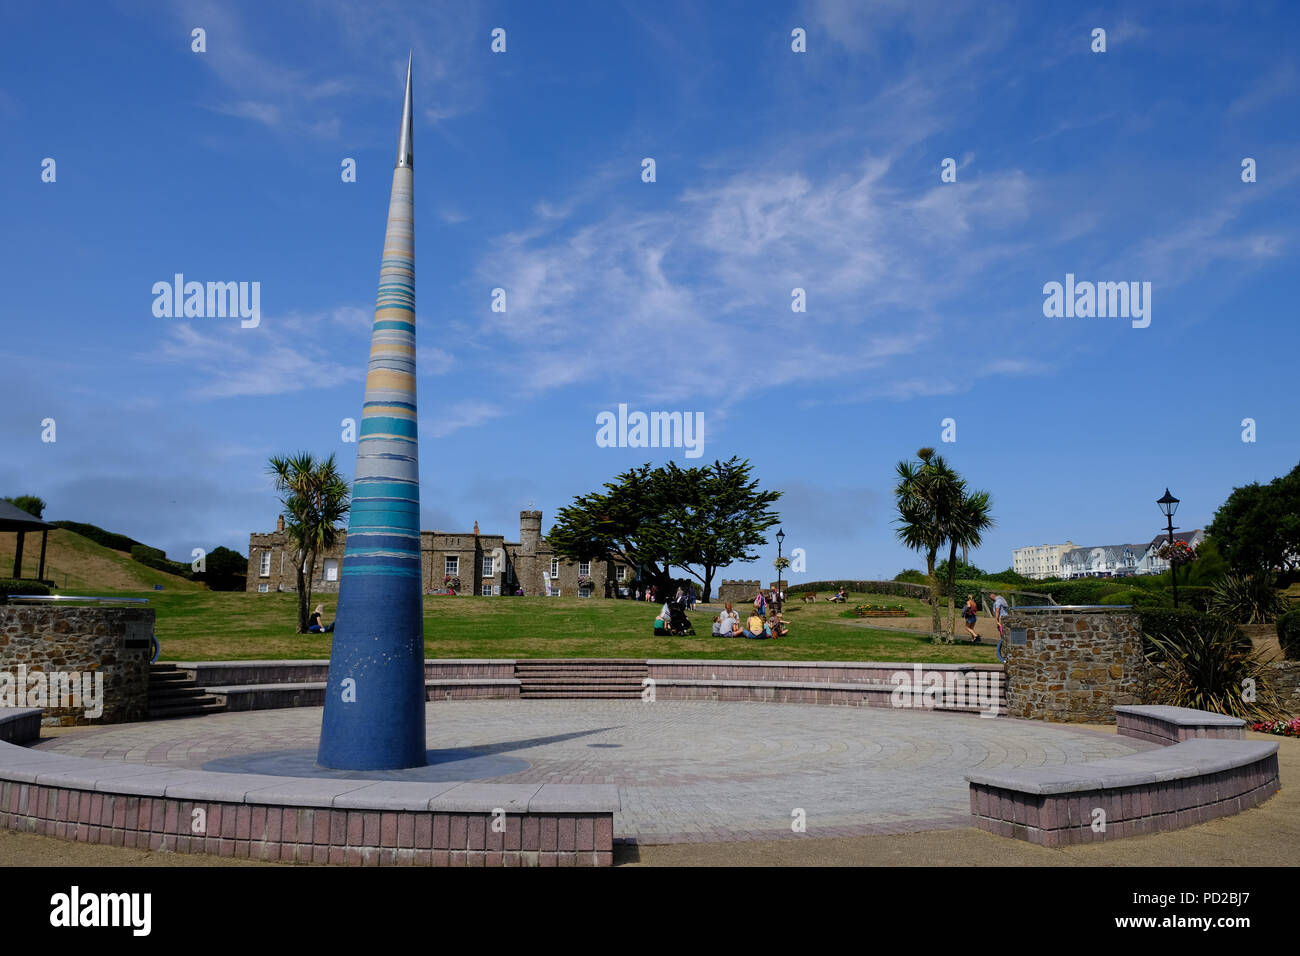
[522,692,645,699]
[516,673,648,681]
[518,659,647,664]
[517,686,644,691]
[147,686,215,702]
[148,674,200,686]
[514,668,648,676]
[147,699,227,719]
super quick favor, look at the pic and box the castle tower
[318,57,425,771]
[519,510,542,555]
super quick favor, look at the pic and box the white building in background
[1012,542,1075,580]
[1138,529,1205,575]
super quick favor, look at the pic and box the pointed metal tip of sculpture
[396,53,413,169]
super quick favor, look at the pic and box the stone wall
[0,606,154,725]
[716,580,761,605]
[1003,608,1145,723]
[1264,661,1300,715]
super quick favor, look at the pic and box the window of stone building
[578,585,592,598]
[257,583,269,593]
[616,566,626,580]
[482,556,494,576]
[445,556,458,576]
[481,585,492,596]
[550,558,559,577]
[578,560,590,577]
[259,552,271,577]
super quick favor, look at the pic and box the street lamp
[1157,489,1180,608]
[776,528,785,612]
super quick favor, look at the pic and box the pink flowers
[1250,717,1300,737]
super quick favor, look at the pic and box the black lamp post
[1157,489,1180,609]
[776,528,785,612]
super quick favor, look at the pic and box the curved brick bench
[1114,704,1245,745]
[968,705,1280,847]
[649,660,1006,716]
[0,739,618,866]
[0,709,42,745]
[211,679,521,712]
[166,659,1008,716]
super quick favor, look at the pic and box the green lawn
[105,589,995,664]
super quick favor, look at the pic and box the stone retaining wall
[1003,608,1144,722]
[0,607,154,725]
[1263,660,1300,715]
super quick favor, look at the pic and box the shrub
[1277,609,1300,660]
[1208,572,1291,624]
[129,544,194,579]
[1139,608,1245,652]
[50,520,142,553]
[1173,585,1215,612]
[984,568,1035,587]
[1144,626,1285,721]
[1099,588,1171,609]
[787,580,931,600]
[893,569,927,585]
[0,579,51,603]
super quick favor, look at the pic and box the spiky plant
[1144,627,1285,721]
[1208,571,1291,624]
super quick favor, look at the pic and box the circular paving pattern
[35,701,1153,844]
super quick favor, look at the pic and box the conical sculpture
[318,57,426,770]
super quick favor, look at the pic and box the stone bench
[0,739,619,866]
[0,709,42,745]
[1114,704,1245,745]
[210,679,521,712]
[651,679,1006,716]
[968,735,1280,847]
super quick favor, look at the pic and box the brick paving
[34,701,1150,844]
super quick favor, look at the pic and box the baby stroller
[668,600,695,636]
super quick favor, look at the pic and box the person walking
[962,594,980,642]
[991,592,1009,638]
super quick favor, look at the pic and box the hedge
[129,544,194,579]
[0,579,51,603]
[1139,608,1246,652]
[50,521,142,553]
[1277,609,1300,661]
[786,580,932,600]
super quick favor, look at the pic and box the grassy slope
[0,528,204,592]
[107,589,997,664]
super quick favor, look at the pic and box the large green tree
[1207,462,1300,574]
[267,453,350,632]
[548,458,781,600]
[657,458,782,600]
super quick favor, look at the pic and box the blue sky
[1,0,1297,583]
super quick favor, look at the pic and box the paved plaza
[33,701,1154,844]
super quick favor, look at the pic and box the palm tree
[267,453,351,633]
[894,448,960,642]
[943,487,994,639]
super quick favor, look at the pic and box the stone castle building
[246,510,636,598]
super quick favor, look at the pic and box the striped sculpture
[318,57,426,770]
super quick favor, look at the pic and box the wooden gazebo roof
[0,499,53,532]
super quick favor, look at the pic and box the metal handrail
[7,595,150,605]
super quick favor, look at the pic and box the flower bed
[846,604,909,618]
[1250,717,1300,738]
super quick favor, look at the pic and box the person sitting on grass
[829,587,847,603]
[654,602,672,635]
[768,611,789,637]
[712,603,741,637]
[744,612,771,639]
[308,604,335,633]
